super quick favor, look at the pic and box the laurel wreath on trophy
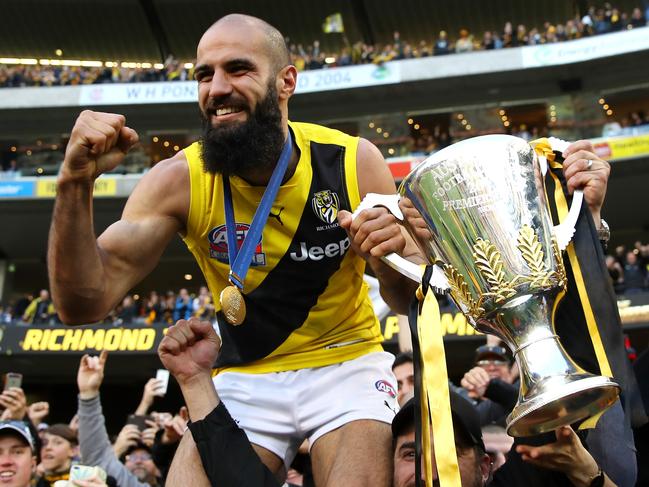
[474,239,520,303]
[443,265,486,318]
[443,225,568,320]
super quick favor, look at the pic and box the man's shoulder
[126,151,190,223]
[290,121,358,146]
[139,151,189,191]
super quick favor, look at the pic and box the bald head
[201,14,290,75]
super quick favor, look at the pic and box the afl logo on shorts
[375,380,396,398]
[207,224,266,266]
[311,190,340,224]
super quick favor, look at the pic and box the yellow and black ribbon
[409,267,462,487]
[531,138,647,428]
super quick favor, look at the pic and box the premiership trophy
[359,134,619,436]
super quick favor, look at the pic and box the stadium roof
[1,0,642,62]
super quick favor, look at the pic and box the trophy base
[506,375,620,437]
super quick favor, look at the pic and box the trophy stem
[491,293,619,436]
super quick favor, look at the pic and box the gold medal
[220,285,246,326]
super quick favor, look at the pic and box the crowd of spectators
[607,241,649,294]
[0,350,187,486]
[1,4,647,88]
[0,253,645,485]
[3,238,649,326]
[291,4,646,69]
[0,324,638,487]
[391,335,644,487]
[0,57,191,89]
[604,110,649,137]
[5,107,645,177]
[0,286,215,326]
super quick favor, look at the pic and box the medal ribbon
[223,131,293,289]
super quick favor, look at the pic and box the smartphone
[70,464,107,481]
[155,369,170,396]
[126,414,154,431]
[4,373,22,390]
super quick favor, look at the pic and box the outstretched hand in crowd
[69,474,108,487]
[460,366,491,399]
[0,387,27,420]
[160,406,189,445]
[113,424,142,457]
[516,425,608,487]
[135,378,165,415]
[77,350,108,400]
[28,401,50,424]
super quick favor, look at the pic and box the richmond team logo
[207,224,266,266]
[311,190,340,225]
[375,380,396,398]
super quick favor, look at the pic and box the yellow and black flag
[533,139,647,429]
[322,13,344,33]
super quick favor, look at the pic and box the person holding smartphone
[0,376,27,422]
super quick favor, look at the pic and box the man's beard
[130,466,155,484]
[199,82,285,178]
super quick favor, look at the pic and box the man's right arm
[159,319,281,487]
[48,110,188,324]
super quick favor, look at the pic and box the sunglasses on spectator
[126,453,152,462]
[476,359,508,366]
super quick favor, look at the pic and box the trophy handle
[351,192,404,220]
[553,189,583,250]
[535,137,583,251]
[352,193,449,288]
[352,193,422,282]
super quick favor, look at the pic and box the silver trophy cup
[368,134,619,436]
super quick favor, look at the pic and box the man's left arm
[338,138,421,314]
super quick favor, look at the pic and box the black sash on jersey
[215,139,353,367]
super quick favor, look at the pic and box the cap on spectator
[44,424,78,445]
[0,420,36,451]
[474,345,509,364]
[392,389,485,452]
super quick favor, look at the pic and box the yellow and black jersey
[182,121,383,374]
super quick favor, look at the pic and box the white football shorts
[212,351,398,468]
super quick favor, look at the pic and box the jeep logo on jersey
[375,380,396,398]
[312,190,340,225]
[208,224,266,266]
[289,238,350,262]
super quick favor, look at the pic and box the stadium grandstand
[0,1,648,485]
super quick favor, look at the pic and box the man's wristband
[597,219,610,252]
[589,468,605,487]
[597,219,610,243]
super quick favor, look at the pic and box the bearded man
[48,14,420,487]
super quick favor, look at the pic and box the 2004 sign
[296,69,353,93]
